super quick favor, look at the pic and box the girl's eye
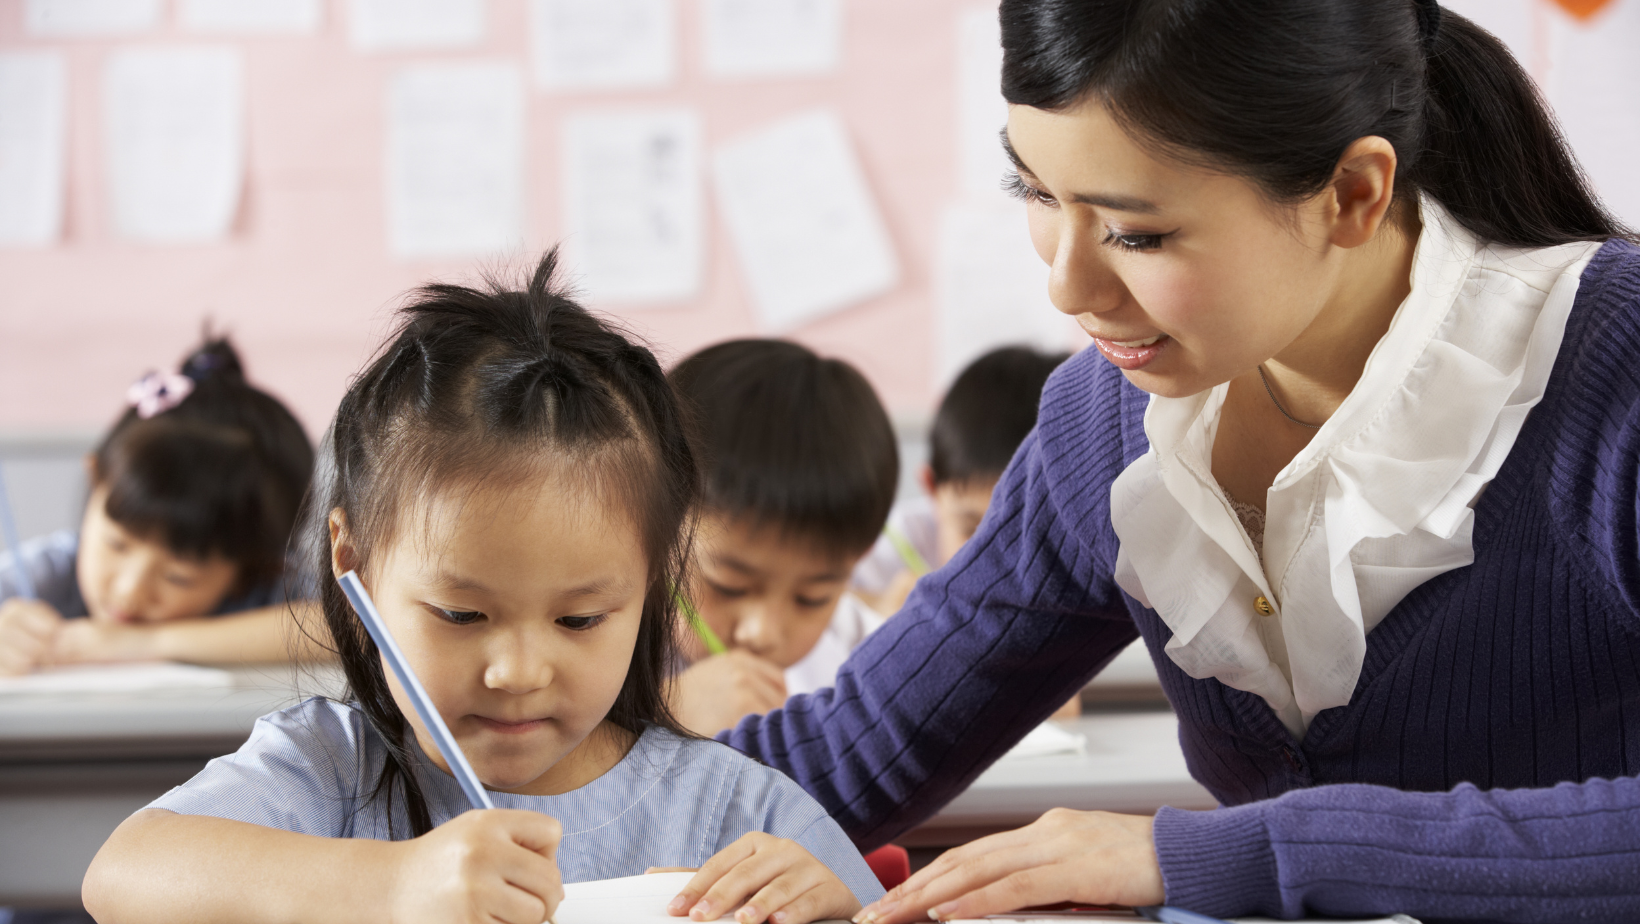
[1103,229,1168,252]
[164,573,197,588]
[557,614,607,631]
[1003,172,1057,207]
[707,581,748,600]
[437,608,484,625]
[795,595,834,610]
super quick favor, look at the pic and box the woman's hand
[0,597,63,675]
[670,650,788,737]
[854,809,1163,924]
[667,832,861,924]
[389,809,564,924]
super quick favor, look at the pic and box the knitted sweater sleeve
[720,386,1144,850]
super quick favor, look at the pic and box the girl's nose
[106,562,152,621]
[484,632,555,694]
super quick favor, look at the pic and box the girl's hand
[853,809,1164,924]
[0,598,63,675]
[51,617,157,665]
[671,650,788,736]
[667,832,861,924]
[390,808,564,924]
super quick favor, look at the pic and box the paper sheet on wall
[958,5,1013,199]
[25,0,161,35]
[0,53,67,248]
[180,0,323,34]
[702,0,841,79]
[348,0,486,51]
[386,61,524,259]
[530,0,676,92]
[104,46,244,244]
[936,199,1082,386]
[562,109,702,304]
[713,109,899,332]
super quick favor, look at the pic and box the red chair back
[863,844,910,890]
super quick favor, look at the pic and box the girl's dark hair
[931,346,1069,488]
[999,0,1632,247]
[93,336,313,596]
[669,339,898,559]
[319,250,700,838]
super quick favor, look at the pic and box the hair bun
[181,335,246,383]
[1413,0,1443,52]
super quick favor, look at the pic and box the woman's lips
[473,715,548,735]
[1091,334,1169,370]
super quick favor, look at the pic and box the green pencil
[675,590,727,655]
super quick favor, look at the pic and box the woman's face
[1005,100,1349,398]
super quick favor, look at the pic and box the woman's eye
[1103,230,1167,252]
[437,608,484,625]
[557,614,607,631]
[1003,172,1057,207]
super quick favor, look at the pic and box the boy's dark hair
[930,346,1068,488]
[319,249,700,838]
[92,336,313,596]
[669,339,898,559]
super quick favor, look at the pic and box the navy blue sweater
[724,239,1640,922]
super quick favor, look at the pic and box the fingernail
[736,905,759,923]
[772,912,788,924]
[932,901,960,920]
[668,895,688,915]
[691,899,712,920]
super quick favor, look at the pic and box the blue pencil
[337,571,494,811]
[0,463,36,600]
[1137,906,1234,924]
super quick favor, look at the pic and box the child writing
[0,336,319,675]
[667,340,898,738]
[82,254,882,924]
[852,346,1069,617]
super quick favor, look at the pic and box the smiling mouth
[1104,334,1165,348]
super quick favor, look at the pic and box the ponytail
[999,0,1632,248]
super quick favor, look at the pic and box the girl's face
[1005,100,1352,398]
[334,471,649,796]
[77,485,240,624]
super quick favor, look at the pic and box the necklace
[1257,365,1322,430]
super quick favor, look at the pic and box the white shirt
[1110,196,1601,738]
[784,591,887,696]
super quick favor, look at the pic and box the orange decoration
[1550,0,1616,21]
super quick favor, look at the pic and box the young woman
[699,2,1640,922]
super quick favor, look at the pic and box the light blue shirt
[148,697,884,905]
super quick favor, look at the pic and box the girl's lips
[1091,335,1170,370]
[473,715,548,735]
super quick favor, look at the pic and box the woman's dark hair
[999,0,1632,247]
[319,249,700,838]
[931,346,1069,488]
[669,339,898,559]
[92,336,313,596]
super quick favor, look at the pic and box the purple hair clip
[126,371,195,419]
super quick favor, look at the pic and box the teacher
[713,1,1640,921]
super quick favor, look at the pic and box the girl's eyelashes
[557,613,608,631]
[434,607,484,625]
[706,580,749,599]
[1103,228,1170,252]
[1003,172,1056,207]
[795,594,835,609]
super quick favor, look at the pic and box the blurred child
[83,254,880,924]
[853,346,1069,617]
[0,336,319,675]
[668,340,898,737]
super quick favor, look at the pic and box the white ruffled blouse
[1110,197,1601,738]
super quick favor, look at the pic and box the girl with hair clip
[0,336,320,674]
[82,252,881,924]
[708,2,1640,923]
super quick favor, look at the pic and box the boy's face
[688,513,863,669]
[333,471,647,795]
[929,475,1000,567]
[77,485,240,625]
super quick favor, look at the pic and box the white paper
[562,109,702,304]
[25,0,161,35]
[180,0,323,34]
[348,0,485,51]
[386,61,524,259]
[104,46,245,244]
[0,53,68,248]
[936,199,1081,386]
[530,0,676,92]
[957,6,1013,199]
[556,872,694,924]
[713,109,899,331]
[1000,721,1087,760]
[0,662,235,695]
[703,0,841,79]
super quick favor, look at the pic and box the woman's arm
[52,600,333,666]
[83,808,564,924]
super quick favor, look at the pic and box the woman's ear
[1325,135,1400,249]
[329,508,359,577]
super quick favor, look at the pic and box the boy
[668,339,898,737]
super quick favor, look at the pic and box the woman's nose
[1047,217,1127,318]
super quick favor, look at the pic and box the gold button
[1254,595,1274,616]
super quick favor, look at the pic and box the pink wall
[0,0,972,437]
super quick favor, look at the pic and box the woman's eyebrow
[1001,130,1162,215]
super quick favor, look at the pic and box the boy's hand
[389,808,564,924]
[0,598,63,675]
[667,832,861,924]
[671,650,788,736]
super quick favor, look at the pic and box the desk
[0,665,341,908]
[899,711,1218,848]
